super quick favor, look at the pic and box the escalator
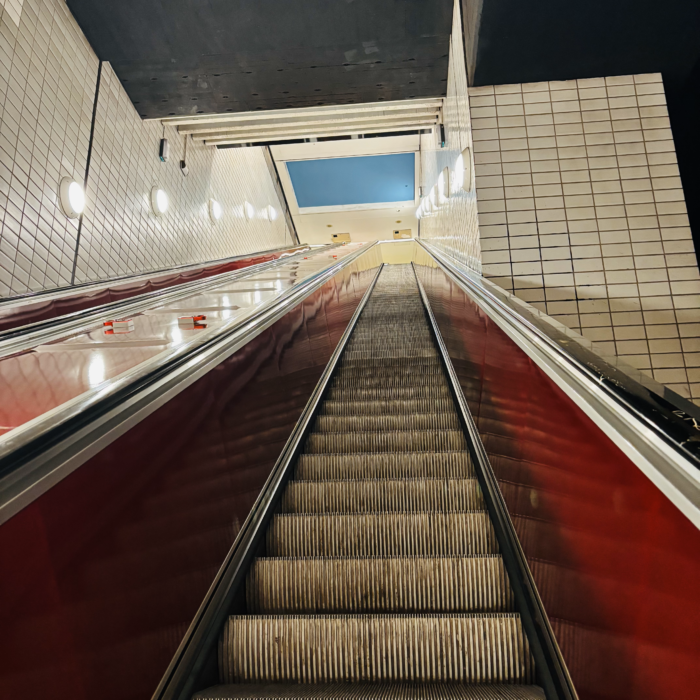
[193,265,544,699]
[4,242,700,700]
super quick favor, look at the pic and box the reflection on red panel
[416,262,700,700]
[0,247,304,333]
[0,261,378,700]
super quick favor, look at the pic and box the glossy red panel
[0,247,304,333]
[415,262,700,700]
[0,261,377,700]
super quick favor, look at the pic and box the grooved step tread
[294,453,475,481]
[320,399,457,417]
[220,614,534,684]
[194,683,546,699]
[247,555,513,614]
[280,479,484,513]
[305,430,468,454]
[267,512,498,557]
[314,414,460,433]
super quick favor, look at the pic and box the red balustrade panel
[416,262,700,700]
[0,247,303,333]
[0,262,377,700]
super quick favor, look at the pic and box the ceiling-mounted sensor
[159,138,169,162]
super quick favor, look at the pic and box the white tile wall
[0,0,291,298]
[0,0,97,294]
[470,74,700,401]
[419,0,481,273]
[76,63,291,284]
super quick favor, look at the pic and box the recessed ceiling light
[267,205,278,221]
[59,177,85,219]
[244,201,255,220]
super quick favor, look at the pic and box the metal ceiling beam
[160,98,444,128]
[190,115,439,142]
[207,122,437,146]
[179,108,441,137]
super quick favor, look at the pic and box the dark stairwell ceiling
[66,0,453,120]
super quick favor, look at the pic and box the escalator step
[305,430,468,454]
[314,413,461,432]
[280,479,484,513]
[338,356,442,370]
[219,614,534,684]
[320,399,456,416]
[342,348,439,360]
[325,385,450,401]
[330,374,448,390]
[294,453,475,481]
[247,555,513,613]
[267,512,498,556]
[193,683,546,699]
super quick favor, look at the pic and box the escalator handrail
[0,242,378,527]
[418,240,700,530]
[0,245,336,358]
[0,243,310,309]
[152,264,384,700]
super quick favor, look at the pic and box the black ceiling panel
[66,0,453,119]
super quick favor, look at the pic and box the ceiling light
[267,205,278,221]
[244,201,255,220]
[429,185,438,211]
[151,187,169,215]
[59,177,85,219]
[209,198,223,222]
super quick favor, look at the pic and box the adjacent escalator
[195,265,544,699]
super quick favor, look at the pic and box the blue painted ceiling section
[287,153,415,208]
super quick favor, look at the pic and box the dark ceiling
[66,0,453,120]
[461,0,700,262]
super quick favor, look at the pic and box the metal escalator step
[193,682,546,699]
[320,398,456,417]
[267,512,498,556]
[338,356,442,370]
[342,348,439,360]
[325,385,451,401]
[294,453,475,480]
[330,374,449,390]
[247,555,513,613]
[305,430,468,454]
[332,365,445,382]
[280,479,483,513]
[314,413,460,432]
[219,614,534,684]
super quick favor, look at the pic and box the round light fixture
[59,177,85,219]
[244,200,255,220]
[209,198,223,222]
[267,205,278,221]
[429,185,438,211]
[151,187,169,215]
[438,167,450,203]
[460,146,473,191]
